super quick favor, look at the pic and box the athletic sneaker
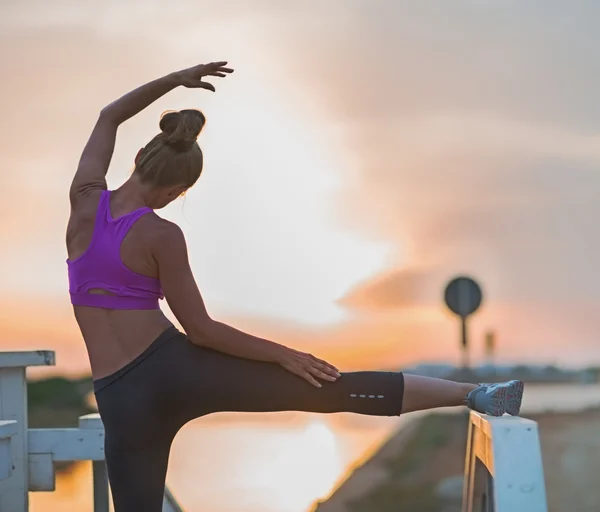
[479,380,524,416]
[464,383,508,416]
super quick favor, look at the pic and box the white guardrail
[0,351,184,512]
[462,411,548,512]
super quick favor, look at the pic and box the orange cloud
[339,268,439,311]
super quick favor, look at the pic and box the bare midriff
[74,303,173,380]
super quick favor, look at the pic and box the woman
[66,60,523,511]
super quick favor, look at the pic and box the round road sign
[444,276,482,318]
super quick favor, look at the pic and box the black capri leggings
[93,326,405,512]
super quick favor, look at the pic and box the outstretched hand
[174,61,234,91]
[278,347,341,388]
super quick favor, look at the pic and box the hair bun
[159,109,206,151]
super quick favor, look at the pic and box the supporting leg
[104,433,174,512]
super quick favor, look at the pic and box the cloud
[339,268,438,310]
[214,1,600,361]
[273,1,600,129]
[251,1,600,308]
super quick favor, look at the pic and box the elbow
[98,106,121,126]
[99,106,112,120]
[187,318,216,347]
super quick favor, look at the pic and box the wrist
[270,342,289,364]
[166,71,184,88]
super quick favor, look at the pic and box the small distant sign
[444,276,482,318]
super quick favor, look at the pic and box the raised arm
[69,61,233,203]
[153,222,340,388]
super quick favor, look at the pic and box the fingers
[312,362,341,380]
[301,371,323,388]
[187,69,232,90]
[312,354,339,373]
[180,62,234,90]
[207,61,229,67]
[195,81,216,92]
[204,62,234,74]
[308,365,337,382]
[281,350,341,388]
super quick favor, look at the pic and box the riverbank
[312,406,600,512]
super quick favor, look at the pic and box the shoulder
[145,216,188,257]
[148,216,185,241]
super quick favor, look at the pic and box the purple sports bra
[67,190,164,310]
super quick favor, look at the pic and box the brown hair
[134,109,205,188]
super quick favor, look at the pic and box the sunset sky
[2,0,600,376]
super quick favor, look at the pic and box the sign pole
[444,276,483,373]
[461,316,469,370]
[484,331,495,367]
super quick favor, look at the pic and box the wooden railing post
[0,351,55,512]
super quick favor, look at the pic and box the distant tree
[27,376,95,428]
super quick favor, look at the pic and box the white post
[0,420,18,481]
[462,412,548,512]
[163,486,185,512]
[0,351,55,512]
[79,414,109,512]
[92,461,109,512]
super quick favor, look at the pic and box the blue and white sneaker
[464,383,508,416]
[479,380,524,416]
[465,380,525,416]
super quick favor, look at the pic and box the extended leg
[402,375,524,416]
[168,340,406,418]
[401,374,476,413]
[163,336,522,420]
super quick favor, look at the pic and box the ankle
[461,383,478,396]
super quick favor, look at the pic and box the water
[28,383,600,512]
